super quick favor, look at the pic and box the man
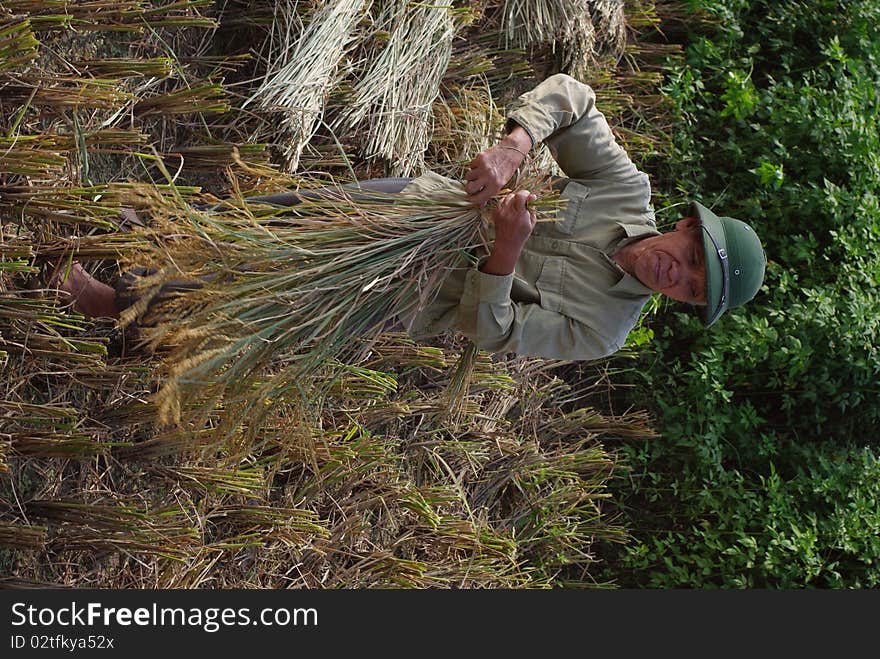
[57,74,766,361]
[398,73,767,359]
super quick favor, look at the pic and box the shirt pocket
[535,257,565,314]
[554,180,591,236]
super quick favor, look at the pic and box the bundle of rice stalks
[1,187,128,230]
[561,3,598,79]
[0,437,9,473]
[363,331,448,372]
[444,38,535,94]
[134,83,228,117]
[333,1,463,176]
[243,0,368,172]
[4,76,132,109]
[0,19,39,74]
[28,500,201,561]
[10,432,133,458]
[149,464,267,497]
[165,143,276,177]
[1,0,217,31]
[590,0,627,57]
[125,173,560,427]
[0,181,199,235]
[205,505,327,547]
[0,294,108,365]
[499,0,593,53]
[0,523,46,550]
[73,129,150,152]
[0,135,67,178]
[491,0,627,79]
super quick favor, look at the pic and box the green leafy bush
[609,0,880,587]
[616,447,880,588]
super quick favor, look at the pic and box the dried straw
[500,0,591,50]
[123,174,559,425]
[334,1,459,176]
[243,0,368,172]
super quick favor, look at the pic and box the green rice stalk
[0,19,39,74]
[243,0,369,172]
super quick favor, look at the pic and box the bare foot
[52,262,120,319]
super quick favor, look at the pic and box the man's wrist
[480,240,525,276]
[502,125,533,155]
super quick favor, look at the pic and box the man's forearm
[480,241,525,276]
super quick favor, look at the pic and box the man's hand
[480,190,537,276]
[465,125,533,207]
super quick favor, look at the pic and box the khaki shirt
[402,74,659,361]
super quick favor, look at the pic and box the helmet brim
[692,201,729,327]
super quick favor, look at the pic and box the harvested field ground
[1,0,672,588]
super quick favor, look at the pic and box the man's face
[628,217,707,305]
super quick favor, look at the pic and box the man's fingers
[464,168,480,182]
[465,178,487,196]
[470,188,494,207]
[513,189,532,210]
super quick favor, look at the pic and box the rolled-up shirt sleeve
[507,73,638,182]
[456,267,617,361]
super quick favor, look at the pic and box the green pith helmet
[692,201,767,327]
